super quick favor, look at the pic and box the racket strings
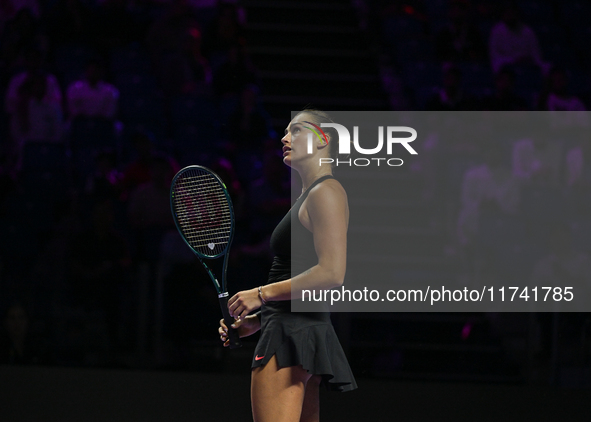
[172,169,233,257]
[174,182,231,226]
[174,192,232,226]
[174,209,230,255]
[174,204,230,238]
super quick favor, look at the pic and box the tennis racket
[170,165,241,349]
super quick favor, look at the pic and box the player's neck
[300,169,333,194]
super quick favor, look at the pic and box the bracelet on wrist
[258,285,268,305]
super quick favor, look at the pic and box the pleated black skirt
[251,302,357,392]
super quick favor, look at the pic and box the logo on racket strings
[194,193,223,229]
[179,183,225,232]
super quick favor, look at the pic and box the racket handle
[219,294,242,349]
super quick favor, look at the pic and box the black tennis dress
[251,175,357,392]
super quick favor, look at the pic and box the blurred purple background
[0,0,590,390]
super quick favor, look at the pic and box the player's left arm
[229,181,348,318]
[259,181,348,300]
[306,180,348,288]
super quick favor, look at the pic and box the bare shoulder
[307,178,347,205]
[305,178,349,226]
[299,179,348,231]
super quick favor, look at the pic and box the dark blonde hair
[294,109,340,164]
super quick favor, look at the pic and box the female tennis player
[219,109,356,422]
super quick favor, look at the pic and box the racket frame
[170,165,241,349]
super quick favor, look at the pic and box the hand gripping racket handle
[219,294,242,349]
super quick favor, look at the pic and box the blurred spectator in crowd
[565,136,591,189]
[539,67,588,128]
[408,114,442,202]
[512,133,562,187]
[564,135,591,217]
[481,65,528,110]
[538,67,586,112]
[120,130,179,200]
[530,224,591,356]
[0,0,40,32]
[457,142,521,247]
[246,148,290,245]
[5,46,61,99]
[67,59,119,120]
[84,149,122,204]
[6,69,63,154]
[5,47,62,128]
[435,0,486,63]
[7,70,63,143]
[425,63,475,110]
[159,28,212,99]
[69,200,130,348]
[202,2,245,65]
[128,153,176,261]
[488,2,546,74]
[5,48,63,171]
[213,43,258,98]
[0,300,45,364]
[128,153,176,230]
[228,84,270,150]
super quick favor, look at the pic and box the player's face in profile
[281,113,318,168]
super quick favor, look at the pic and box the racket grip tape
[218,294,242,349]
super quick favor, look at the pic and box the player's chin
[283,156,293,167]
